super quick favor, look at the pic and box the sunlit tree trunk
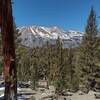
[0,0,17,99]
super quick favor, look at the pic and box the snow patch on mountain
[18,26,83,48]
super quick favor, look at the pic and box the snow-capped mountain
[18,26,83,48]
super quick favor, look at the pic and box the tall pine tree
[79,7,98,91]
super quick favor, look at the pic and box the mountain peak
[18,25,83,48]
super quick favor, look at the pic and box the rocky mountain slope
[18,26,83,48]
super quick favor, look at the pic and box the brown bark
[0,0,17,100]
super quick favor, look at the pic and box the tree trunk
[0,0,17,100]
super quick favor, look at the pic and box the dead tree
[0,0,17,99]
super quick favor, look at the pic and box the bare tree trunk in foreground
[0,0,17,99]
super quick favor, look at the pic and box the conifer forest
[0,0,100,100]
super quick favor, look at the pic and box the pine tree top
[85,7,97,38]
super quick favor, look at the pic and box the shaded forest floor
[33,87,100,100]
[70,91,99,100]
[0,80,100,100]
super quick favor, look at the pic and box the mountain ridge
[18,25,83,48]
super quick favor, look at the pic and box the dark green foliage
[66,48,78,91]
[30,48,38,89]
[54,37,63,93]
[79,7,99,89]
[15,34,80,92]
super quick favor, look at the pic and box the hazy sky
[13,0,100,31]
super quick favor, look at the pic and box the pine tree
[79,7,98,91]
[55,37,64,94]
[66,48,76,91]
[30,48,38,90]
[16,42,31,82]
[45,41,51,89]
[69,48,80,92]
